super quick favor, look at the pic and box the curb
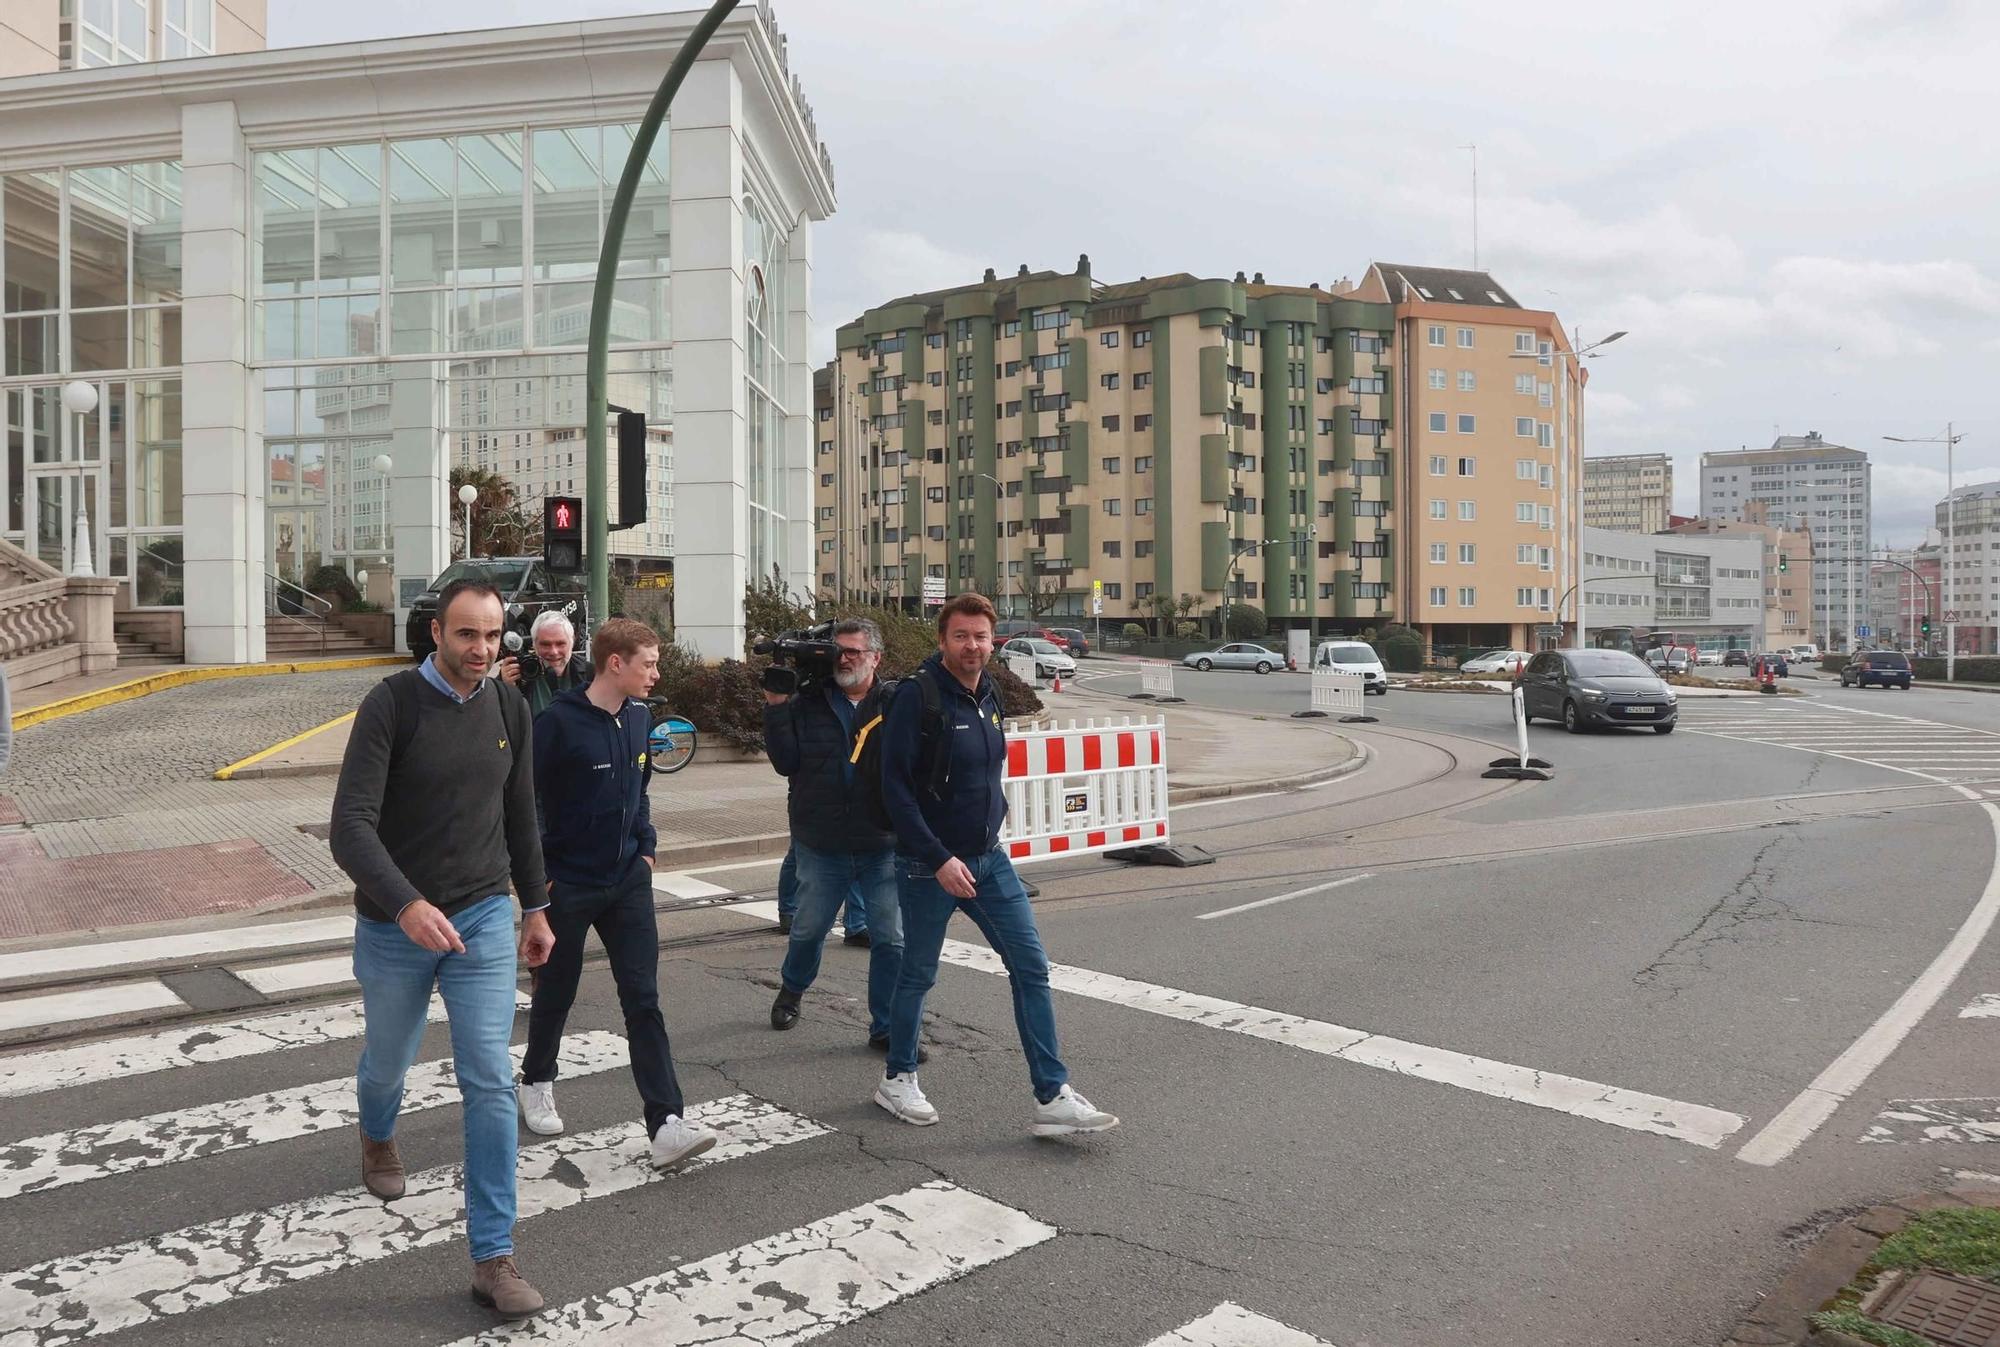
[1724,1189,2000,1347]
[216,711,356,780]
[11,655,410,731]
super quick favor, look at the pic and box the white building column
[669,59,747,660]
[179,99,263,665]
[781,217,814,599]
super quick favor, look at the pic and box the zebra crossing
[0,989,1333,1346]
[1678,699,2000,784]
[1860,993,2000,1146]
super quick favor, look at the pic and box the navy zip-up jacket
[763,679,897,855]
[533,685,658,887]
[880,653,1007,872]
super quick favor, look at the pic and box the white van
[1789,643,1820,662]
[1311,640,1389,694]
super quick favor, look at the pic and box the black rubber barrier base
[1106,842,1217,868]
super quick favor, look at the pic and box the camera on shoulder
[754,621,843,696]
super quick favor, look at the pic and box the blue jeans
[778,843,866,932]
[353,893,519,1263]
[780,844,902,1038]
[887,847,1068,1102]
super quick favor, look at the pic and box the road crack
[1631,832,1827,1001]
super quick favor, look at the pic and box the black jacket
[764,678,897,854]
[524,654,592,718]
[532,686,658,887]
[881,653,1007,871]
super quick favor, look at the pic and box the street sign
[1946,610,1961,623]
[1856,624,1870,638]
[1090,577,1103,616]
[921,575,945,607]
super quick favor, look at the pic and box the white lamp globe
[60,381,98,416]
[371,454,393,473]
[457,484,478,505]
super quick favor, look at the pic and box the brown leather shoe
[471,1255,545,1318]
[359,1126,404,1200]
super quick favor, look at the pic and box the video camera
[501,630,543,682]
[754,621,843,696]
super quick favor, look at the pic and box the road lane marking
[0,1094,827,1346]
[727,901,1743,1147]
[0,993,526,1100]
[0,981,185,1034]
[1196,873,1372,920]
[1142,1302,1332,1346]
[0,916,353,984]
[443,1181,1054,1347]
[0,1032,630,1200]
[1739,795,2000,1166]
[1960,994,2000,1018]
[651,871,734,900]
[232,954,353,994]
[1861,1097,2000,1144]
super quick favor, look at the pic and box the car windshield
[1025,641,1058,654]
[428,560,530,591]
[1568,651,1654,677]
[1325,647,1378,665]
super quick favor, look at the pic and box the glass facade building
[0,5,834,661]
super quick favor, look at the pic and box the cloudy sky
[271,0,2000,547]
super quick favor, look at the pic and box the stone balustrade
[0,577,77,661]
[0,537,116,693]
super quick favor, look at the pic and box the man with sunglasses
[761,618,907,1056]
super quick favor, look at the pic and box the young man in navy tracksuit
[518,618,717,1169]
[873,591,1119,1137]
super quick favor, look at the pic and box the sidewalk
[0,668,1357,944]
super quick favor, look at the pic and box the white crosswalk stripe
[0,1031,630,1201]
[444,1181,1056,1346]
[1679,702,2000,782]
[1141,1302,1332,1346]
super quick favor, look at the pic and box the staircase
[112,617,181,667]
[265,613,396,660]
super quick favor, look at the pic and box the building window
[1430,542,1447,563]
[1516,458,1536,478]
[162,0,216,58]
[1134,372,1151,389]
[1317,377,1335,394]
[1513,417,1536,439]
[1429,499,1447,520]
[1134,456,1153,473]
[1103,582,1122,599]
[819,473,833,487]
[1538,423,1554,448]
[1427,324,1446,346]
[1102,415,1121,432]
[926,332,944,348]
[1133,330,1152,347]
[1429,585,1448,606]
[1428,368,1447,390]
[1350,376,1385,395]
[1457,327,1475,348]
[1458,586,1477,605]
[1516,543,1535,563]
[1517,587,1536,606]
[1515,332,1536,353]
[1516,502,1536,523]
[1102,456,1122,473]
[1457,415,1477,434]
[1459,500,1476,520]
[1103,540,1121,557]
[1136,582,1155,599]
[1135,415,1153,431]
[1030,307,1070,330]
[1354,581,1388,600]
[1136,539,1154,557]
[1459,543,1477,564]
[1136,497,1153,515]
[1101,373,1121,390]
[1515,373,1536,396]
[1457,370,1476,392]
[1457,457,1476,476]
[1428,413,1447,433]
[1103,498,1122,516]
[1101,330,1120,347]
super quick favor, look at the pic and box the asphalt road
[6,660,2000,1345]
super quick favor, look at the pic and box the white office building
[0,5,833,664]
[1580,524,1765,653]
[1699,433,1870,649]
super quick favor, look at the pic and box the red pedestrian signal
[544,495,583,574]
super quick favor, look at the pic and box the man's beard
[834,663,870,691]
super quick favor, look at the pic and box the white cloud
[1764,257,2000,360]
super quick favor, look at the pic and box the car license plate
[1626,705,1656,716]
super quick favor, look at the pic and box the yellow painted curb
[213,710,357,780]
[10,655,410,732]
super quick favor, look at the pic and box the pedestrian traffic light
[615,410,647,531]
[1922,614,1933,638]
[544,495,583,574]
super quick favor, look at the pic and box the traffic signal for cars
[616,411,647,530]
[1922,614,1933,638]
[1778,553,1788,573]
[544,495,583,574]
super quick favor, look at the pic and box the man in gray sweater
[330,578,555,1319]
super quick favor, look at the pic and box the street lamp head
[372,454,393,473]
[60,380,98,416]
[457,483,479,505]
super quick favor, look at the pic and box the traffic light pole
[585,0,740,628]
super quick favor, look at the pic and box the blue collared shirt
[419,653,488,704]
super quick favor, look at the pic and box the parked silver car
[1182,642,1286,674]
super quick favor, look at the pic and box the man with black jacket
[498,610,591,717]
[329,578,555,1319]
[872,592,1118,1138]
[763,618,905,1052]
[516,618,718,1170]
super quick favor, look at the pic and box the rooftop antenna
[1460,143,1479,269]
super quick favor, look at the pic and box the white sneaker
[649,1114,719,1169]
[1032,1085,1119,1137]
[873,1072,939,1126]
[517,1080,562,1136]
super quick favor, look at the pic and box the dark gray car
[1519,648,1679,734]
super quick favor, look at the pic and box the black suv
[1841,650,1913,690]
[405,558,587,661]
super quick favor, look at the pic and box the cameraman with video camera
[759,619,905,1056]
[498,610,591,718]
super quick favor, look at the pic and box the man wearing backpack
[330,578,555,1319]
[873,592,1118,1138]
[762,618,905,1055]
[516,618,718,1171]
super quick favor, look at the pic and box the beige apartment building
[1583,452,1673,533]
[816,258,1584,652]
[1666,502,1816,649]
[1,0,264,77]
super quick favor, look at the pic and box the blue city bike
[644,699,698,775]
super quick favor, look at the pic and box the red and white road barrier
[999,716,1170,864]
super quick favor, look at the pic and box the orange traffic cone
[1052,669,1063,693]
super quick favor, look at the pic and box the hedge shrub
[1380,631,1425,673]
[1914,657,2000,682]
[1819,654,1849,675]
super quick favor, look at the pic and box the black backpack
[854,666,951,834]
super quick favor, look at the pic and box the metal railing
[134,545,183,607]
[265,570,332,657]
